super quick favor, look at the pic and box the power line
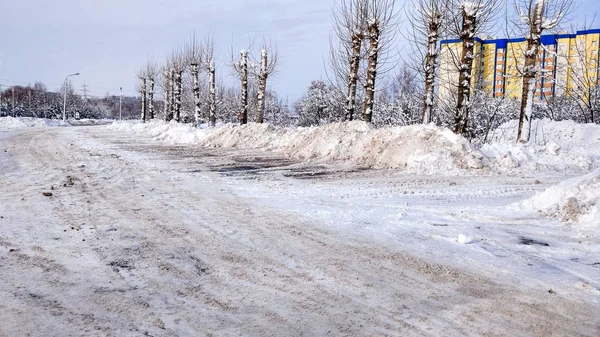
[0,82,139,97]
[81,81,90,101]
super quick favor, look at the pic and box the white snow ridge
[110,120,484,174]
[522,169,600,227]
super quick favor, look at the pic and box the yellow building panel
[438,28,600,104]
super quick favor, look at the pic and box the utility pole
[12,87,15,117]
[81,82,90,102]
[119,87,123,120]
[79,81,90,120]
[63,72,80,122]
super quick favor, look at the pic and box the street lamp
[62,72,80,122]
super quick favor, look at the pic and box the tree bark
[208,60,217,127]
[363,20,380,123]
[148,76,155,119]
[455,8,477,135]
[345,34,362,121]
[140,78,147,123]
[239,50,249,125]
[164,70,173,122]
[423,13,441,124]
[517,1,544,143]
[174,70,183,123]
[256,49,268,123]
[191,63,201,127]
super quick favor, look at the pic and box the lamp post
[62,72,80,122]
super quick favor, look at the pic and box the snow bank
[481,119,600,172]
[522,170,600,227]
[110,120,484,173]
[0,116,66,128]
[0,117,113,128]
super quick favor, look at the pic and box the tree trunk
[208,60,217,127]
[517,1,544,143]
[239,50,249,125]
[169,69,176,121]
[191,63,201,127]
[423,16,441,124]
[174,70,182,122]
[140,78,147,123]
[345,34,362,121]
[455,8,477,135]
[363,20,380,123]
[256,49,268,123]
[164,70,173,122]
[148,77,155,119]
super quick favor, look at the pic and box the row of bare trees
[404,0,573,142]
[328,0,575,143]
[330,0,397,123]
[132,0,580,144]
[136,35,278,127]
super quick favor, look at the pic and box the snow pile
[0,117,67,128]
[110,120,484,173]
[0,117,113,128]
[522,170,600,227]
[481,119,600,172]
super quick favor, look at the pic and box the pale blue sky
[1,0,599,100]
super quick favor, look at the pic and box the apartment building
[437,29,600,103]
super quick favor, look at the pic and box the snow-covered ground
[0,116,113,128]
[1,118,599,335]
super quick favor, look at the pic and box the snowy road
[0,126,599,336]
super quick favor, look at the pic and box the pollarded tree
[330,0,369,121]
[252,41,279,123]
[514,0,574,142]
[145,61,158,120]
[449,0,501,135]
[406,0,449,123]
[361,0,398,123]
[162,65,173,121]
[185,34,204,127]
[136,68,147,122]
[232,49,250,124]
[169,49,186,123]
[204,36,217,127]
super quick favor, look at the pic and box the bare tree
[449,0,500,135]
[145,61,158,120]
[169,49,186,123]
[232,49,250,124]
[204,37,217,127]
[162,65,173,121]
[514,0,573,142]
[406,0,448,124]
[362,0,398,123]
[330,0,368,121]
[252,41,279,123]
[185,34,204,127]
[136,68,147,122]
